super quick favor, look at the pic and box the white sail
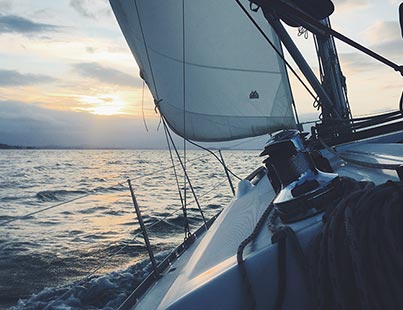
[110,0,296,141]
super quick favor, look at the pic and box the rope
[236,202,275,310]
[310,178,403,310]
[297,26,309,39]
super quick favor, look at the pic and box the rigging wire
[161,117,208,226]
[234,0,322,112]
[163,122,191,238]
[226,134,268,149]
[181,137,243,181]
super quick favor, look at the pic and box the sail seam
[146,47,282,74]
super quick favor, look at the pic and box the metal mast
[314,18,352,121]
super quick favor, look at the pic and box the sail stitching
[146,47,282,74]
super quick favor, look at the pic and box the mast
[263,13,342,120]
[314,18,352,121]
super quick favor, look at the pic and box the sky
[0,0,402,148]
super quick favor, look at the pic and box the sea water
[0,149,262,309]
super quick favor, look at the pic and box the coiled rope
[310,178,403,310]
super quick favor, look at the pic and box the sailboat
[109,0,403,309]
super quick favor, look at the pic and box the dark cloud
[0,14,59,34]
[0,100,164,148]
[86,46,96,53]
[73,62,141,87]
[0,69,56,86]
[69,0,96,19]
[69,0,111,20]
[0,100,291,149]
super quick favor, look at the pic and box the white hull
[121,131,403,310]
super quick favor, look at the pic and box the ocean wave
[12,252,169,310]
[92,185,126,193]
[78,206,108,215]
[102,210,128,216]
[36,190,87,202]
[106,160,122,165]
[206,204,222,209]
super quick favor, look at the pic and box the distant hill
[0,143,36,149]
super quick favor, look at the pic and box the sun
[78,94,127,116]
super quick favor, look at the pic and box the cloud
[0,1,11,11]
[0,14,59,34]
[333,0,369,10]
[73,62,141,87]
[365,21,401,45]
[361,21,403,59]
[69,0,111,20]
[0,100,164,148]
[339,52,384,73]
[339,20,403,73]
[0,69,56,86]
[69,0,96,19]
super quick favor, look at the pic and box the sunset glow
[0,0,402,148]
[77,94,126,115]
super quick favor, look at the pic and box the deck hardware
[261,130,340,223]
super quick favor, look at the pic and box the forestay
[110,0,296,141]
